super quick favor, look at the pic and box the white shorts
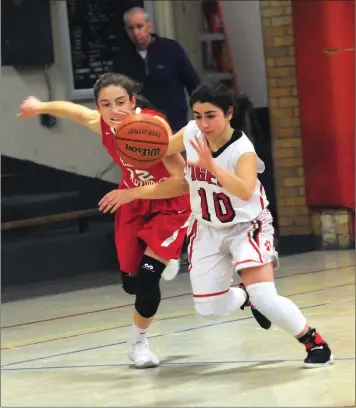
[187,209,279,301]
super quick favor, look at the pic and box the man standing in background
[113,6,200,132]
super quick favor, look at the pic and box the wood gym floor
[1,250,355,407]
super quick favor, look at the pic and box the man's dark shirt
[113,34,200,131]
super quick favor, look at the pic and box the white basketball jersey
[183,121,269,228]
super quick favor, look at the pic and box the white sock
[246,282,307,336]
[131,324,147,343]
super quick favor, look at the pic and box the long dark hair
[93,72,158,112]
[189,80,260,143]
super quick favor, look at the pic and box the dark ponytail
[135,94,158,111]
[231,93,260,144]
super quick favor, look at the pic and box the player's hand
[187,135,216,173]
[109,109,131,125]
[98,188,136,214]
[111,107,145,129]
[17,96,42,118]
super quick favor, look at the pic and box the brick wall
[259,0,312,238]
[259,0,353,250]
[311,209,354,249]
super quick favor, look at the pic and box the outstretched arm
[17,96,101,135]
[149,115,186,157]
[165,127,186,156]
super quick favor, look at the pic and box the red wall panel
[292,0,355,211]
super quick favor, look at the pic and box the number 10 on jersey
[198,188,235,223]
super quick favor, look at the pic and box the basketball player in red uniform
[17,73,191,369]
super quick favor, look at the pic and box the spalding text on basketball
[125,144,160,157]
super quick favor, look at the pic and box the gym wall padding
[292,0,355,211]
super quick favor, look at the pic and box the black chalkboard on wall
[58,0,145,100]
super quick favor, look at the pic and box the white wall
[0,1,121,183]
[169,0,268,108]
[219,1,268,108]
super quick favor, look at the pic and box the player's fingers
[190,140,200,152]
[98,194,110,205]
[202,145,211,156]
[202,138,210,150]
[193,135,201,147]
[197,140,207,154]
[110,201,121,213]
[98,190,115,205]
[195,135,205,149]
[98,196,114,211]
[98,203,107,212]
[198,135,205,146]
[101,200,116,213]
[98,197,108,207]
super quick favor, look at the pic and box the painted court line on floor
[2,356,354,372]
[1,302,327,368]
[2,282,352,351]
[1,312,195,351]
[2,263,353,329]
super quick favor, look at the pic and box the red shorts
[114,195,191,274]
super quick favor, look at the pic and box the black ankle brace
[298,327,316,344]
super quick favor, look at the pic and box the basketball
[114,114,169,168]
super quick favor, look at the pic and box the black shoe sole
[303,353,334,368]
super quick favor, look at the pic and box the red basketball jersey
[100,109,172,189]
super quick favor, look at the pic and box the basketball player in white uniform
[115,80,334,368]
